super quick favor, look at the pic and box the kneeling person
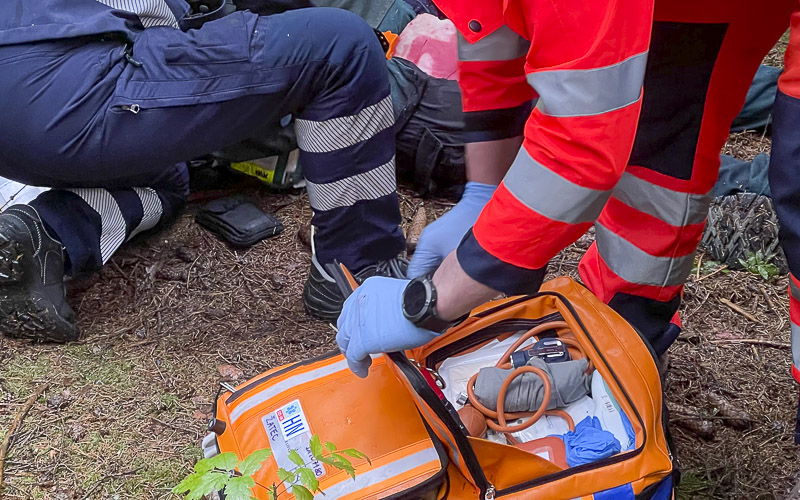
[0,0,407,341]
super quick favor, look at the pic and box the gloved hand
[336,277,439,378]
[407,182,496,278]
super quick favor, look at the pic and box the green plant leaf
[277,467,296,483]
[224,475,257,500]
[239,448,272,477]
[319,456,336,466]
[331,453,352,469]
[193,458,213,474]
[206,452,239,472]
[309,435,323,460]
[292,484,314,500]
[341,448,370,464]
[297,467,320,492]
[173,471,204,495]
[288,449,305,467]
[324,441,337,452]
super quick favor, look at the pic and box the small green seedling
[738,250,780,280]
[173,435,369,500]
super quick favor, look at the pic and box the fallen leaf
[193,410,212,420]
[217,364,244,380]
[713,330,742,340]
[66,423,86,441]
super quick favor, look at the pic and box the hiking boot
[303,254,408,321]
[0,205,77,342]
[701,192,788,274]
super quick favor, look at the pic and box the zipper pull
[485,486,495,500]
[120,104,140,114]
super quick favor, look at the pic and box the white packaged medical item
[510,414,570,443]
[439,332,537,408]
[591,369,633,451]
[564,395,595,425]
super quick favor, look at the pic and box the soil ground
[0,33,797,500]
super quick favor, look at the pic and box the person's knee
[302,8,385,70]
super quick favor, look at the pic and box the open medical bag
[204,277,676,499]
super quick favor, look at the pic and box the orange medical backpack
[205,277,676,499]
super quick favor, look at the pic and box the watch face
[403,279,429,319]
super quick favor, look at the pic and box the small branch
[0,383,49,488]
[719,298,759,322]
[709,338,790,349]
[695,264,729,282]
[79,470,137,500]
[758,284,777,312]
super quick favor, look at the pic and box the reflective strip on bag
[314,447,441,499]
[504,147,611,224]
[528,51,648,117]
[612,172,712,227]
[595,223,695,287]
[229,358,349,424]
[457,25,529,62]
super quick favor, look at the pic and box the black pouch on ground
[195,197,284,247]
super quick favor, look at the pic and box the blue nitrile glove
[560,416,621,467]
[336,277,439,378]
[408,182,496,278]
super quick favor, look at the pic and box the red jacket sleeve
[447,0,654,293]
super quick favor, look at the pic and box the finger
[408,249,443,278]
[346,356,372,378]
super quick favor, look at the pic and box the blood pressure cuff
[473,358,590,412]
[196,197,284,247]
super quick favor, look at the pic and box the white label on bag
[262,399,325,478]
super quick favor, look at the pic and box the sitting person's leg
[0,164,188,341]
[0,8,404,339]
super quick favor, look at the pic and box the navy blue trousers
[0,8,404,274]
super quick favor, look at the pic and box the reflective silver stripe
[457,25,529,62]
[230,359,349,424]
[504,148,610,224]
[595,222,695,287]
[528,51,647,117]
[792,322,800,368]
[612,172,712,227]
[313,448,440,499]
[790,278,800,301]
[127,187,163,240]
[68,188,126,264]
[306,157,396,212]
[295,96,394,154]
[95,0,178,28]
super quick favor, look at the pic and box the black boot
[303,254,408,321]
[0,205,77,342]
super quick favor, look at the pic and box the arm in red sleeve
[458,0,654,294]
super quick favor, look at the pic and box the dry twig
[0,383,49,488]
[719,298,759,322]
[709,338,790,349]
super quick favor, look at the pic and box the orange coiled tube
[465,321,585,443]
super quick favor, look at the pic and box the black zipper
[494,291,650,497]
[389,351,493,497]
[425,313,564,370]
[403,291,654,497]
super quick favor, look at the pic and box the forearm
[465,136,523,185]
[432,251,501,320]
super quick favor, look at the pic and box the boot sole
[0,239,78,343]
[302,277,344,322]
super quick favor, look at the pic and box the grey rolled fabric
[473,358,590,412]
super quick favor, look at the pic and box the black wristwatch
[402,275,463,333]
